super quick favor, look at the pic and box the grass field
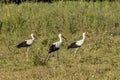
[0,1,120,80]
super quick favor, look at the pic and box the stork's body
[47,33,65,60]
[17,33,34,48]
[17,33,35,60]
[48,34,62,54]
[67,33,85,56]
[48,35,62,54]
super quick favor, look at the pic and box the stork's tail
[48,50,52,53]
[16,45,22,48]
[67,46,71,49]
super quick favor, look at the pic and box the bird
[16,33,35,60]
[67,32,85,56]
[48,33,66,59]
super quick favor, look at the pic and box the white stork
[17,33,35,60]
[67,32,85,56]
[48,33,66,59]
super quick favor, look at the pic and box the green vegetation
[0,1,120,80]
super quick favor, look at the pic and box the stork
[16,33,35,60]
[47,33,66,60]
[67,32,85,56]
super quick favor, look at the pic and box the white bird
[17,33,35,60]
[67,32,85,56]
[48,33,66,58]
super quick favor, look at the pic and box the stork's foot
[50,53,55,57]
[57,56,59,59]
[73,54,77,58]
[56,54,59,61]
[52,54,55,57]
[26,58,29,62]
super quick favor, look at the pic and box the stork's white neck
[59,35,62,43]
[83,33,85,40]
[31,35,34,40]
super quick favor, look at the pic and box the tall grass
[0,1,120,80]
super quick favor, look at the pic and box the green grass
[0,1,120,80]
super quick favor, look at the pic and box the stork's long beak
[86,32,89,37]
[34,35,37,39]
[62,35,67,41]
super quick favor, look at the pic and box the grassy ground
[0,1,120,80]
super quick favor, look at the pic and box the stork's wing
[48,44,56,53]
[67,42,80,49]
[17,41,27,48]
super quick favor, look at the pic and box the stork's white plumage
[44,33,64,62]
[67,32,85,55]
[48,33,63,53]
[17,33,35,61]
[17,33,34,48]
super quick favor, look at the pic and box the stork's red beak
[62,35,67,41]
[33,34,37,39]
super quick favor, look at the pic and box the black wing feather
[67,42,80,49]
[48,44,59,53]
[17,41,30,48]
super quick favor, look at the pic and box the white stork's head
[31,33,34,36]
[58,33,62,38]
[83,32,85,36]
[58,33,67,41]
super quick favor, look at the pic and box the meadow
[0,1,120,80]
